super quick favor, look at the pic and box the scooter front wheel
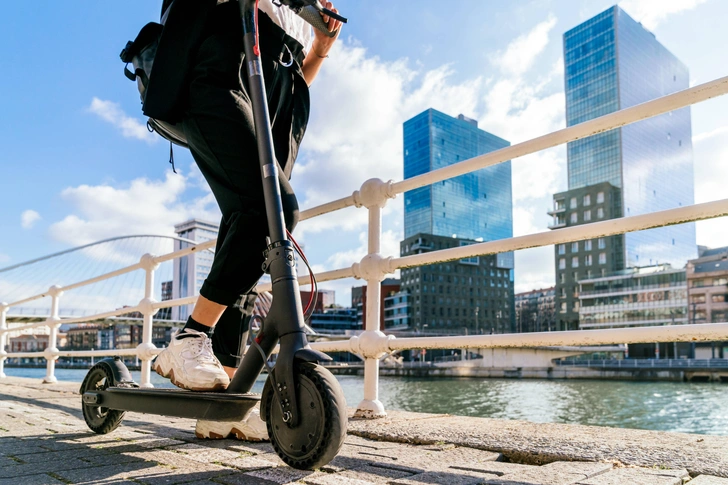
[263,363,347,470]
[80,363,125,434]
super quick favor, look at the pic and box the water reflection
[336,376,728,435]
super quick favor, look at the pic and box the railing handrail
[5,76,728,311]
[2,74,728,413]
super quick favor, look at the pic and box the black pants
[182,7,310,367]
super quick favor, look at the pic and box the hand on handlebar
[312,1,342,56]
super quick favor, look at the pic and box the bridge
[556,358,728,382]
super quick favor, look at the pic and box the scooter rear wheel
[264,363,347,470]
[80,363,125,434]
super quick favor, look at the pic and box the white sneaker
[153,329,230,392]
[195,403,269,441]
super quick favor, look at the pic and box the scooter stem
[227,2,313,421]
[239,0,287,243]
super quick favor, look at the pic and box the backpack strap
[161,0,175,20]
[119,22,163,63]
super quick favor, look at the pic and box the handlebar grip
[297,5,338,38]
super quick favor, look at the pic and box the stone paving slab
[0,377,723,485]
[347,409,728,478]
[688,476,728,485]
[574,467,687,485]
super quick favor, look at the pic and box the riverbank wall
[326,364,728,382]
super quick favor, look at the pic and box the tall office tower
[402,109,515,333]
[172,219,219,321]
[404,109,514,265]
[404,110,513,245]
[550,6,697,329]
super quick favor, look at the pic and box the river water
[4,368,727,435]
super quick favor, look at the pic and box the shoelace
[187,335,219,366]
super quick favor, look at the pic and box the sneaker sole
[194,428,266,442]
[153,359,228,393]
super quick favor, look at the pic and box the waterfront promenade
[1,378,727,484]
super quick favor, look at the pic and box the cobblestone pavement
[1,377,727,485]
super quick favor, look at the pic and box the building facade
[403,110,513,262]
[308,308,359,334]
[578,265,687,329]
[399,233,515,334]
[549,182,623,329]
[563,6,696,270]
[351,279,400,331]
[172,219,219,321]
[65,324,115,351]
[687,247,728,326]
[9,334,48,353]
[515,287,556,333]
[579,265,693,359]
[383,291,410,331]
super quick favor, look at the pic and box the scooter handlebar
[294,3,347,38]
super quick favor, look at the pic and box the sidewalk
[0,377,726,485]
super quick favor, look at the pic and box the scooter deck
[83,387,260,422]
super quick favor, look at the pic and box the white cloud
[0,254,10,265]
[295,44,484,209]
[619,0,708,30]
[88,97,157,143]
[291,16,566,302]
[20,210,41,229]
[692,124,728,249]
[693,125,728,143]
[48,170,220,249]
[514,246,556,294]
[490,16,558,77]
[323,229,402,271]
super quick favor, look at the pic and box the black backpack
[119,0,216,153]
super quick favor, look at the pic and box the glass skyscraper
[403,109,513,262]
[564,6,697,268]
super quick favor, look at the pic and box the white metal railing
[2,76,728,417]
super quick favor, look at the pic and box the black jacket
[143,0,217,122]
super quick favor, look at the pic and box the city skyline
[1,1,727,307]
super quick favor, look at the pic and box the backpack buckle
[120,41,134,62]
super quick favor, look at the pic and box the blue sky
[1,0,727,305]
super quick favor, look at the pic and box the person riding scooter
[152,0,342,442]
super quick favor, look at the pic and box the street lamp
[669,309,677,359]
[691,301,697,359]
[475,306,480,334]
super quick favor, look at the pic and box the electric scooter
[79,0,349,470]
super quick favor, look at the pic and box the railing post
[351,179,396,419]
[0,303,7,378]
[136,254,160,388]
[43,286,63,384]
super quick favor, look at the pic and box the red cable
[254,0,260,57]
[287,229,316,316]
